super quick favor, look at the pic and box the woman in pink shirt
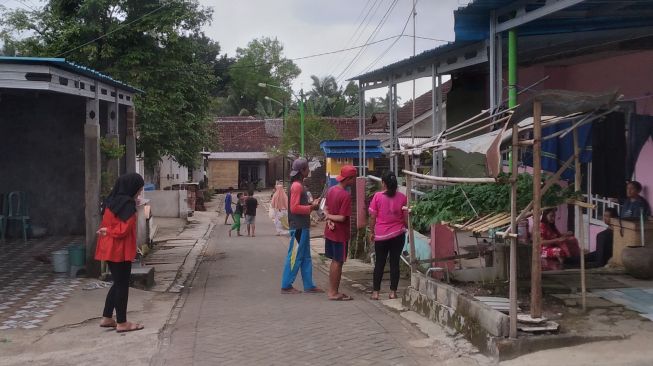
[369,172,408,300]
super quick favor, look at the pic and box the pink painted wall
[634,138,653,204]
[517,50,653,115]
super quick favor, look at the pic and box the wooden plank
[531,100,543,319]
[208,160,239,190]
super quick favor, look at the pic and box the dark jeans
[373,234,405,292]
[103,261,132,323]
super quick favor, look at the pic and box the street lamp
[258,82,305,157]
[264,95,288,183]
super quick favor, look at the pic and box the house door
[239,162,260,189]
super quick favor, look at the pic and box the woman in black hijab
[95,173,145,332]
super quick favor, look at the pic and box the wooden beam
[404,153,417,273]
[574,128,587,312]
[402,170,497,184]
[509,122,519,338]
[531,100,543,319]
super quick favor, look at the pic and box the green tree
[1,0,221,169]
[275,114,339,161]
[227,37,300,115]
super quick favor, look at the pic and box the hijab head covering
[104,173,145,222]
[271,182,288,210]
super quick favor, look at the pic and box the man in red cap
[323,165,357,301]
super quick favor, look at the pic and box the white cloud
[201,0,462,102]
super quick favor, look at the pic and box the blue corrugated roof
[321,147,385,159]
[0,56,143,93]
[320,139,384,158]
[454,0,653,41]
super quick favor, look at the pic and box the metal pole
[531,100,543,319]
[431,64,437,176]
[358,86,363,176]
[300,90,305,157]
[283,102,287,184]
[489,10,497,111]
[436,75,443,177]
[388,79,395,173]
[393,83,399,172]
[360,90,367,176]
[411,0,417,145]
[496,32,503,107]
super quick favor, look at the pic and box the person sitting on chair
[540,208,581,264]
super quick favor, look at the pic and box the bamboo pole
[402,170,496,184]
[447,115,511,142]
[573,128,587,311]
[404,153,417,273]
[510,118,519,338]
[531,100,543,319]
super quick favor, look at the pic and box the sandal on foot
[100,321,117,328]
[304,287,325,294]
[281,287,301,294]
[389,293,398,300]
[116,322,144,333]
[329,294,353,301]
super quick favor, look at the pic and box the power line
[55,2,168,58]
[335,0,400,83]
[359,2,417,75]
[326,0,380,77]
[224,35,400,71]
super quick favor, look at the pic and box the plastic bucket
[68,244,85,267]
[52,250,69,273]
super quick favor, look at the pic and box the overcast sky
[201,0,469,101]
[2,0,469,102]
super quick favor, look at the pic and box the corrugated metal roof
[349,41,470,81]
[454,0,653,41]
[321,147,385,158]
[0,56,142,93]
[320,140,382,148]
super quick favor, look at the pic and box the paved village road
[154,206,441,366]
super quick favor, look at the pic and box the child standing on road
[229,193,244,237]
[224,187,234,225]
[245,192,258,237]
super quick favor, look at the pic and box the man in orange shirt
[280,158,324,294]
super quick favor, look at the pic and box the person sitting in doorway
[621,181,651,220]
[585,207,618,268]
[540,208,581,264]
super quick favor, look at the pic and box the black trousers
[103,261,132,323]
[373,234,405,292]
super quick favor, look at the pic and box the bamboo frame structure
[531,100,543,318]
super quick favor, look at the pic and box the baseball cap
[336,165,357,182]
[290,158,309,177]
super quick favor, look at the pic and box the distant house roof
[0,57,142,93]
[367,80,451,132]
[213,116,374,153]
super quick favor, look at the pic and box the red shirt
[324,185,352,243]
[95,209,137,262]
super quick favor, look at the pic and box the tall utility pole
[300,89,305,157]
[411,0,417,145]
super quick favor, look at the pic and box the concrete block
[130,266,155,290]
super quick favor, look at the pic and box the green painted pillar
[508,29,517,108]
[299,91,305,157]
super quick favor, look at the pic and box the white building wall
[159,155,188,189]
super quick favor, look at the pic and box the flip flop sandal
[116,324,144,333]
[100,323,117,328]
[329,294,353,301]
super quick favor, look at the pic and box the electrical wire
[335,0,400,83]
[325,0,380,77]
